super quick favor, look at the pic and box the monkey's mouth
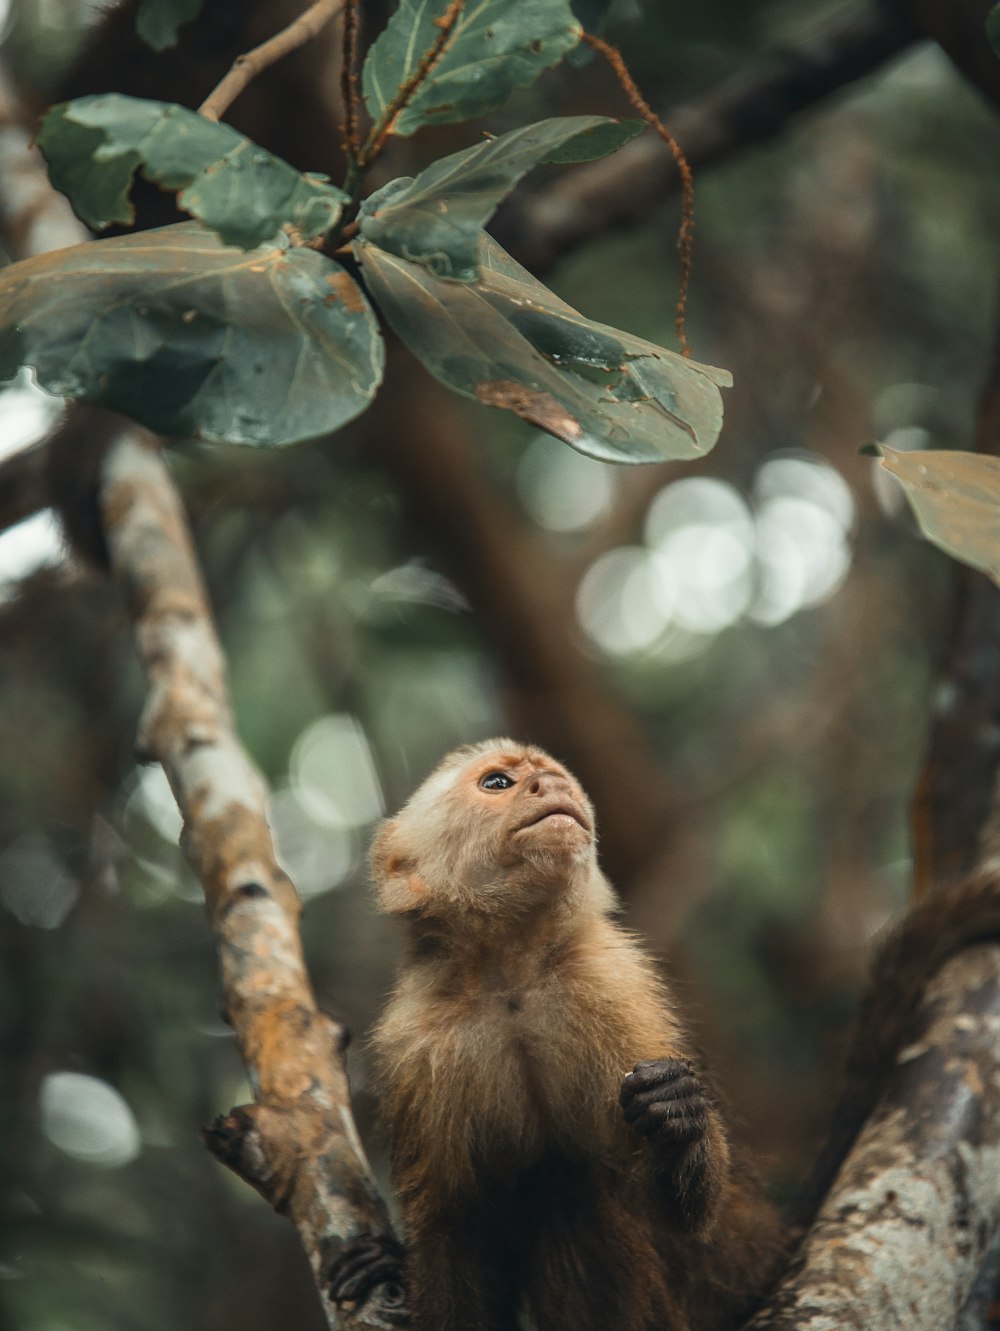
[517,803,590,833]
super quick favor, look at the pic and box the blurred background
[2,0,999,1326]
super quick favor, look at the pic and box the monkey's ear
[370,820,430,915]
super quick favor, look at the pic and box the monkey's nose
[528,771,573,796]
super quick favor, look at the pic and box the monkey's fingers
[621,1057,696,1097]
[630,1056,696,1081]
[328,1233,407,1306]
[622,1080,704,1122]
[621,1063,701,1110]
[627,1097,707,1142]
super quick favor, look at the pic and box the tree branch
[96,416,404,1330]
[198,0,345,122]
[503,1,919,273]
[751,940,1000,1331]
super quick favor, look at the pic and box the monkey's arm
[621,1057,731,1231]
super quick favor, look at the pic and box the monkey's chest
[428,987,602,1159]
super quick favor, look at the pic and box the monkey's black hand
[620,1058,710,1160]
[327,1233,410,1325]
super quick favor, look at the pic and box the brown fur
[370,740,781,1331]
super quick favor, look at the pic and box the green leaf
[988,2,1000,57]
[0,223,384,446]
[540,118,645,163]
[359,117,643,282]
[37,95,347,248]
[135,0,203,50]
[880,446,1000,580]
[355,233,730,464]
[362,0,580,137]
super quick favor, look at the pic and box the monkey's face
[372,740,615,920]
[461,749,593,871]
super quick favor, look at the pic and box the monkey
[328,740,1000,1327]
[330,738,783,1331]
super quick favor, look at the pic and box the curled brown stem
[580,31,695,358]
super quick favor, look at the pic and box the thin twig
[199,0,345,123]
[359,0,464,166]
[340,0,363,160]
[581,32,695,358]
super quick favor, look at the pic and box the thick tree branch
[752,940,1000,1330]
[96,418,404,1331]
[503,2,918,273]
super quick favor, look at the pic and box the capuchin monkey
[331,739,782,1331]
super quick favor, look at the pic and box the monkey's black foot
[620,1058,710,1157]
[328,1233,410,1324]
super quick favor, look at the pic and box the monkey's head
[371,740,617,922]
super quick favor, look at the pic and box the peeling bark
[97,423,405,1330]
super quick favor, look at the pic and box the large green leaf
[136,0,203,50]
[355,234,730,463]
[362,0,580,137]
[37,95,347,249]
[880,446,1000,580]
[359,117,644,282]
[0,223,383,445]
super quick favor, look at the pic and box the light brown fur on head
[371,738,617,922]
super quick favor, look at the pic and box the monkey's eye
[479,771,514,791]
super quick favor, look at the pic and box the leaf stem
[339,0,363,161]
[198,0,345,123]
[359,0,465,167]
[581,31,695,359]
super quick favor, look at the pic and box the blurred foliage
[3,0,1000,1326]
